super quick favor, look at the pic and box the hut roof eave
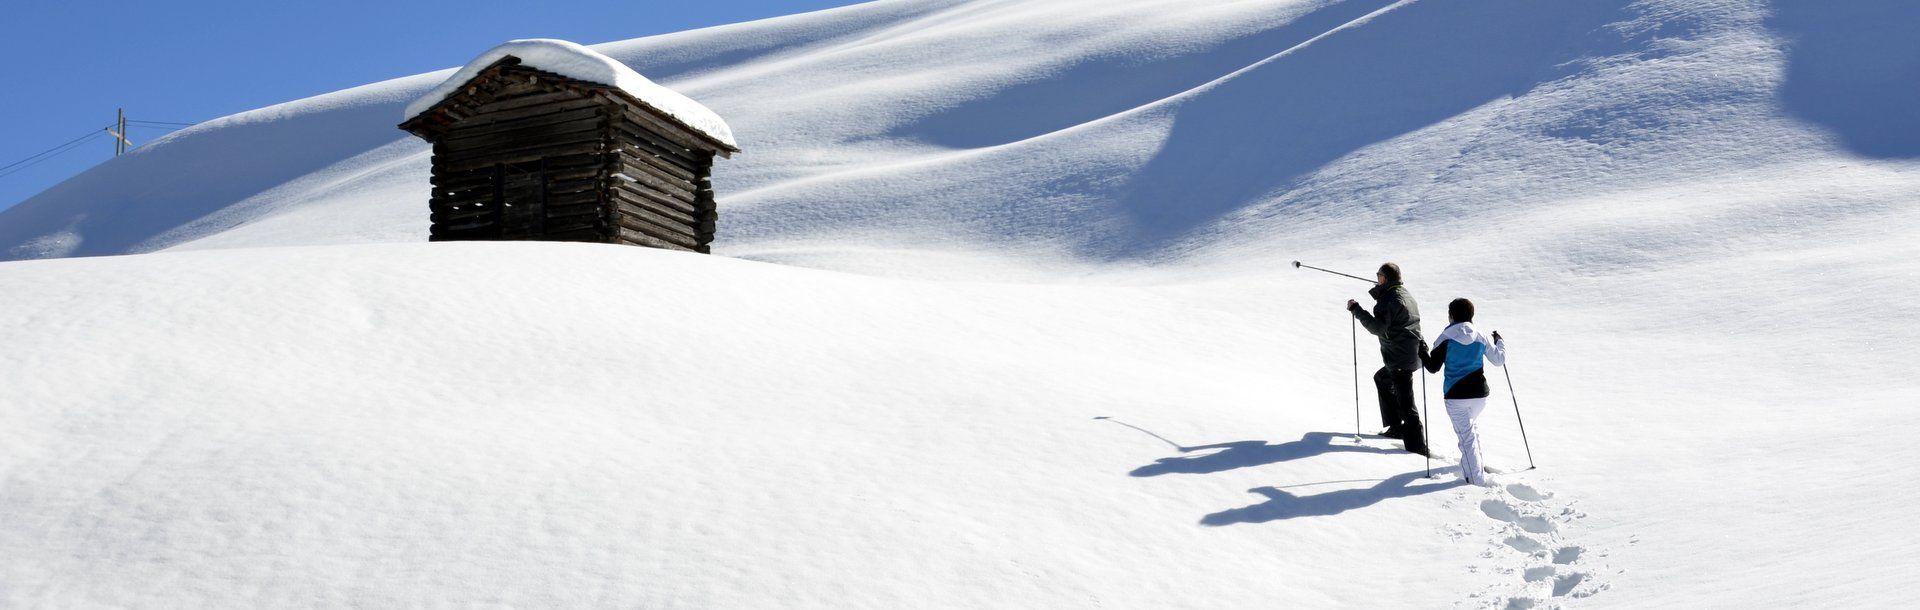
[403,38,738,151]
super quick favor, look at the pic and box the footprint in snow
[1459,478,1614,605]
[1480,499,1556,534]
[1502,596,1539,609]
[1505,483,1552,502]
[1552,546,1582,565]
[1503,535,1546,554]
[1552,572,1589,597]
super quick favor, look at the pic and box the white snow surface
[402,38,737,148]
[3,0,1920,607]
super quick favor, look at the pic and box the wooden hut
[399,40,739,253]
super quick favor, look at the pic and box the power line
[0,127,112,172]
[0,127,112,174]
[0,113,204,182]
[0,131,107,180]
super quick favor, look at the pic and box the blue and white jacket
[1419,321,1507,399]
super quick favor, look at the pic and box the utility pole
[105,108,132,156]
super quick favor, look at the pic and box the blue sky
[0,0,866,213]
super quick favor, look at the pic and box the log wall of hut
[426,69,609,243]
[603,99,719,253]
[416,62,723,252]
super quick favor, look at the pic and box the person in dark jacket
[1418,298,1506,485]
[1346,262,1428,455]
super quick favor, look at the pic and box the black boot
[1402,425,1430,456]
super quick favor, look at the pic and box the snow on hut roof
[403,38,736,149]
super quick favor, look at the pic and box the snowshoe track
[1451,478,1614,607]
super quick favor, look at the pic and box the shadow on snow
[1128,430,1402,477]
[1104,0,1635,251]
[900,0,1404,149]
[1103,421,1461,526]
[1768,0,1920,159]
[1200,470,1464,526]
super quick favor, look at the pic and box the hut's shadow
[1200,471,1464,526]
[1129,431,1401,477]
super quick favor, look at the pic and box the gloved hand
[1346,299,1360,312]
[1491,330,1504,344]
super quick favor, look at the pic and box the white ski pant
[1445,397,1489,485]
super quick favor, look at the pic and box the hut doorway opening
[496,160,549,239]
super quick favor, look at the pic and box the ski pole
[1420,366,1436,475]
[1497,339,1537,470]
[1351,316,1361,442]
[1292,260,1374,283]
[1300,259,1370,442]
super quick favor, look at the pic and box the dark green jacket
[1353,282,1423,370]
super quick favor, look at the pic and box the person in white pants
[1418,298,1507,486]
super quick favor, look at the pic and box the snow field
[1,242,1581,607]
[0,0,1917,606]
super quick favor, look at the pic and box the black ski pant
[1374,366,1425,446]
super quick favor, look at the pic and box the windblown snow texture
[0,0,1916,607]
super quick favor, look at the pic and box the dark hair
[1449,298,1475,323]
[1377,262,1402,284]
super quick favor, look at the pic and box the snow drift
[1,0,1918,607]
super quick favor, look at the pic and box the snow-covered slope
[0,244,1554,607]
[2,0,1918,607]
[13,0,1917,270]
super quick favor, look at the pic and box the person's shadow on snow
[1200,470,1465,526]
[1129,431,1403,477]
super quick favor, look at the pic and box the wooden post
[105,108,132,156]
